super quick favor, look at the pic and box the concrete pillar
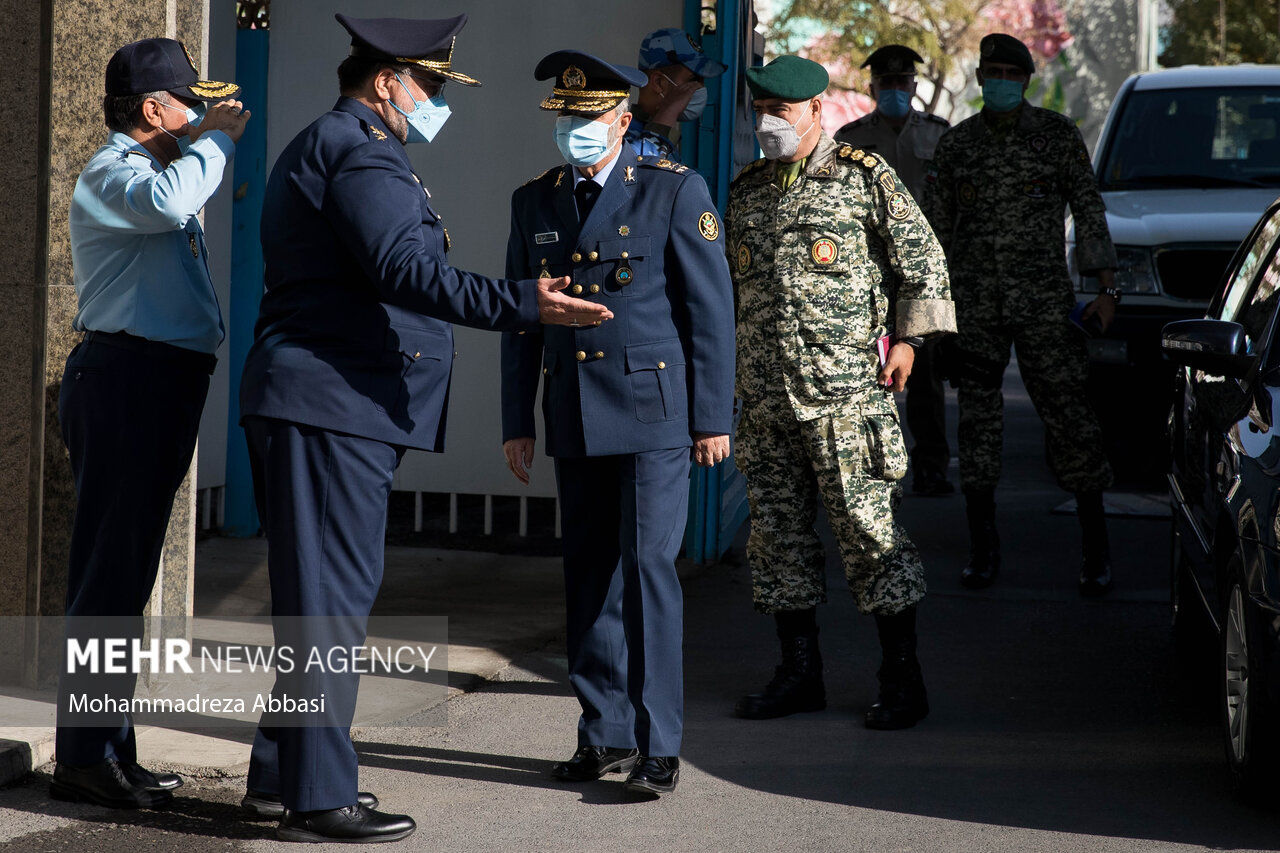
[0,0,209,688]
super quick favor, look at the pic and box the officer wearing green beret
[727,55,956,729]
[922,33,1120,597]
[836,44,954,497]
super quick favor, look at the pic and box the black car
[1165,196,1280,797]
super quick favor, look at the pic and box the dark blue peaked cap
[106,37,240,101]
[535,50,647,113]
[336,12,480,86]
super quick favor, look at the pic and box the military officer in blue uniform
[238,16,610,844]
[53,38,247,810]
[624,27,726,161]
[501,51,735,798]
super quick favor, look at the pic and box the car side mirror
[1161,319,1257,379]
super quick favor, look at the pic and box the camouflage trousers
[956,317,1113,492]
[734,395,926,616]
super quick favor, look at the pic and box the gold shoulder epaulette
[125,149,150,159]
[837,146,884,170]
[732,157,767,182]
[642,158,689,174]
[522,166,560,187]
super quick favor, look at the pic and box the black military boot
[734,608,826,719]
[1077,490,1114,598]
[960,488,1000,589]
[865,605,929,730]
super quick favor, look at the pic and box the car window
[1220,208,1280,351]
[1099,87,1280,190]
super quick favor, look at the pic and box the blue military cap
[535,50,647,114]
[638,28,727,78]
[336,12,481,86]
[105,38,239,101]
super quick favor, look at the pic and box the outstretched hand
[537,276,613,327]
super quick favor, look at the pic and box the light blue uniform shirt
[69,130,234,354]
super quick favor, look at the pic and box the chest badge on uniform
[535,231,559,244]
[887,192,911,220]
[1023,179,1050,199]
[811,238,838,265]
[737,243,751,274]
[878,172,896,194]
[188,233,199,258]
[698,211,719,242]
[618,225,631,237]
[958,180,977,207]
[615,263,634,286]
[1028,134,1048,154]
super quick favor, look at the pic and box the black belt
[83,330,217,375]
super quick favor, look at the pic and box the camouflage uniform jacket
[726,132,955,421]
[922,102,1117,323]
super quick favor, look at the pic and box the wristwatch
[1100,286,1122,304]
[900,336,925,350]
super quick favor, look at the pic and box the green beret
[745,55,829,101]
[979,33,1035,75]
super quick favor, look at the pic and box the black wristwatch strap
[901,336,925,349]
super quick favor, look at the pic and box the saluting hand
[192,99,251,144]
[537,276,613,327]
[880,342,916,392]
[503,438,536,485]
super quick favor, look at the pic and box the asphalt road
[3,366,1277,852]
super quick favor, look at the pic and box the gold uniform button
[571,284,583,294]
[594,350,605,359]
[657,361,666,369]
[543,367,549,375]
[540,257,548,265]
[589,251,599,261]
[589,284,600,294]
[414,352,421,359]
[572,252,582,262]
[621,251,629,259]
[576,350,586,361]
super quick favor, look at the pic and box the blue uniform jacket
[241,98,540,452]
[501,144,735,458]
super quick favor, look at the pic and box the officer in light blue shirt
[624,27,727,162]
[52,37,249,812]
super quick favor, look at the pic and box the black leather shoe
[276,804,415,844]
[242,788,379,820]
[121,762,183,792]
[50,759,173,809]
[960,489,1000,589]
[912,469,956,496]
[551,745,639,781]
[734,634,825,719]
[624,756,679,797]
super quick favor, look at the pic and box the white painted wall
[266,0,682,499]
[195,0,237,490]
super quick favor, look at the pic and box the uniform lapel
[552,166,579,236]
[576,147,635,246]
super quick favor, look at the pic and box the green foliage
[1161,0,1280,66]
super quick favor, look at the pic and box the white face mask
[754,106,816,160]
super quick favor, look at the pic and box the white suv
[1067,64,1280,483]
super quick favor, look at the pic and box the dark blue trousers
[56,334,212,766]
[244,416,402,812]
[554,447,690,757]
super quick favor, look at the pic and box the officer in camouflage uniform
[836,44,955,496]
[922,33,1120,597]
[727,56,955,730]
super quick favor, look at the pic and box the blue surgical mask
[391,73,451,144]
[680,86,708,122]
[157,99,201,153]
[554,114,621,168]
[876,89,912,119]
[982,78,1024,112]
